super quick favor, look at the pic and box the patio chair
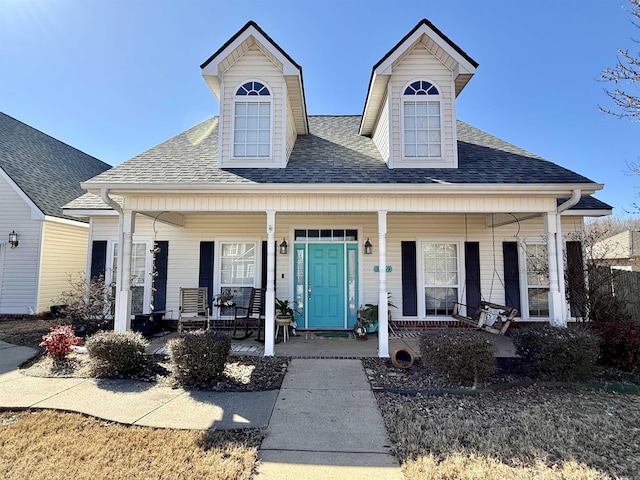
[232,287,265,340]
[178,287,210,332]
[452,300,517,335]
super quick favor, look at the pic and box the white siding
[0,175,41,314]
[220,44,285,168]
[37,220,89,313]
[372,92,390,163]
[390,44,456,168]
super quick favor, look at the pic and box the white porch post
[377,211,389,358]
[114,210,135,331]
[544,213,565,327]
[264,210,276,356]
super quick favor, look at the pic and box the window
[233,81,271,158]
[403,80,441,158]
[423,242,460,316]
[525,243,549,316]
[219,242,257,314]
[111,241,150,315]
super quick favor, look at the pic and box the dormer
[201,21,308,169]
[359,19,478,169]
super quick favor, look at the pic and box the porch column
[114,210,135,332]
[264,210,276,356]
[377,211,389,358]
[544,213,565,327]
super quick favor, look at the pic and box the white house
[0,112,111,316]
[64,20,611,356]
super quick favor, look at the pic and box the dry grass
[376,387,640,480]
[0,318,59,349]
[0,410,263,480]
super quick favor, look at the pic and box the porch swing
[451,214,518,335]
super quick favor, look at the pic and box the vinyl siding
[0,175,41,314]
[390,43,456,168]
[220,44,285,168]
[37,220,89,312]
[372,92,390,163]
[90,212,583,324]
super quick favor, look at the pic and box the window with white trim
[219,242,257,315]
[403,80,441,158]
[422,241,460,316]
[524,243,550,316]
[233,81,271,158]
[110,241,150,315]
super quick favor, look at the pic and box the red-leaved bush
[39,325,82,360]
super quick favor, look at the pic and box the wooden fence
[590,266,640,322]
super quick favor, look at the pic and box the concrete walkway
[0,340,276,430]
[257,359,403,479]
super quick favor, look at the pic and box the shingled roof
[82,115,596,187]
[0,112,111,220]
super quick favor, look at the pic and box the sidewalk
[0,340,276,430]
[257,358,403,479]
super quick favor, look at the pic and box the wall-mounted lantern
[8,230,18,249]
[364,237,373,255]
[279,238,288,254]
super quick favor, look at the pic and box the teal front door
[308,244,345,328]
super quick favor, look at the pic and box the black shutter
[503,242,521,314]
[566,241,585,317]
[153,241,168,311]
[90,241,107,280]
[261,241,277,292]
[199,242,214,311]
[464,242,481,313]
[401,241,418,316]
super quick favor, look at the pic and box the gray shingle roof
[0,112,111,220]
[83,115,597,187]
[558,196,612,211]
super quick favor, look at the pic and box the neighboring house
[0,112,111,316]
[64,20,611,356]
[592,230,640,271]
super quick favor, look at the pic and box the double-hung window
[524,243,550,316]
[110,241,150,315]
[233,81,271,158]
[422,241,460,316]
[218,242,257,315]
[403,80,441,158]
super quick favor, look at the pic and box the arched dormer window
[403,80,441,158]
[233,81,271,158]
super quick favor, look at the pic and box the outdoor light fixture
[8,230,18,249]
[364,237,373,254]
[279,238,288,254]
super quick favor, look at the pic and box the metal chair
[232,287,265,340]
[178,287,210,332]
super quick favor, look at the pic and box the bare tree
[56,273,115,334]
[600,0,640,119]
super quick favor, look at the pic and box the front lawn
[0,410,262,480]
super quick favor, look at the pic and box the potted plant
[362,294,397,332]
[275,298,298,324]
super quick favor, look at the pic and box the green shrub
[168,330,231,388]
[419,329,496,386]
[85,330,148,377]
[511,325,599,381]
[590,320,640,372]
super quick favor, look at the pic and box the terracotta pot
[391,348,414,369]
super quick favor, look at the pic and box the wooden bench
[452,301,517,335]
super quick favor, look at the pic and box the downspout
[101,188,123,215]
[101,188,124,330]
[556,189,581,324]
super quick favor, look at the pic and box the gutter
[556,188,581,324]
[557,188,581,213]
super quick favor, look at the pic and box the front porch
[147,328,518,359]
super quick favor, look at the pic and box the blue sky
[1,0,638,215]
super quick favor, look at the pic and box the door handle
[307,282,312,300]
